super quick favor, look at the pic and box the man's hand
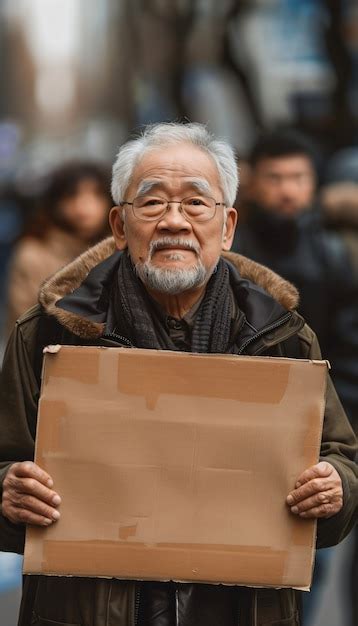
[2,461,61,526]
[286,461,343,519]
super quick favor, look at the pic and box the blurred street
[0,2,357,625]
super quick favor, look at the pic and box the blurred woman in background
[5,161,112,332]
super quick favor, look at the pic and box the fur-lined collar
[39,236,299,339]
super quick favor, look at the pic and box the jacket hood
[39,237,299,340]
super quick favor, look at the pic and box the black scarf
[110,252,237,354]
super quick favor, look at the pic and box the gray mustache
[149,238,199,257]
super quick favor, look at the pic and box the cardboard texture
[24,347,327,590]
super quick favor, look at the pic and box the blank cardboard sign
[24,347,327,590]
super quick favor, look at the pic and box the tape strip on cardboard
[37,541,292,587]
[116,350,292,409]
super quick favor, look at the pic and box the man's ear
[222,207,238,251]
[109,206,128,250]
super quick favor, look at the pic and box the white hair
[111,122,239,207]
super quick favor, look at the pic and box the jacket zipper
[252,589,258,626]
[134,584,141,626]
[237,311,292,355]
[101,332,133,347]
[175,587,179,626]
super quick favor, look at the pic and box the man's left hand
[286,461,343,519]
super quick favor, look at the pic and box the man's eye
[142,198,164,207]
[187,197,205,206]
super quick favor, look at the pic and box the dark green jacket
[0,239,357,626]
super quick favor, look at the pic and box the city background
[0,1,357,625]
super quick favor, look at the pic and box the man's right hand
[2,461,61,526]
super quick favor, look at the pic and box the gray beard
[134,260,208,295]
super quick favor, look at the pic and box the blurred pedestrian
[321,146,358,283]
[232,129,358,625]
[5,161,112,333]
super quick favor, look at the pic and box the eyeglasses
[119,195,226,223]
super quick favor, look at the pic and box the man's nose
[157,202,192,230]
[276,179,299,202]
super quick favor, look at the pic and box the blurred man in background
[232,129,356,381]
[232,129,358,625]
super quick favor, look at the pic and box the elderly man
[0,123,357,626]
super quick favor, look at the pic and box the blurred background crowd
[0,1,357,625]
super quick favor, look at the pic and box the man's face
[249,155,316,217]
[110,143,237,293]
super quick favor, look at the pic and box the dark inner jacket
[0,238,357,626]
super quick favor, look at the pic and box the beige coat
[6,227,87,333]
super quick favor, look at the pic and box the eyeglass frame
[119,196,226,223]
